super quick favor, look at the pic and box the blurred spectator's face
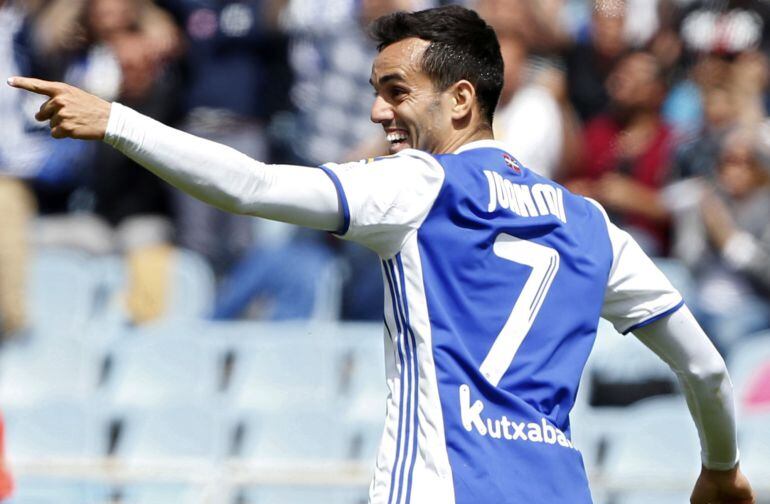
[475,0,532,40]
[88,0,138,41]
[592,0,625,59]
[692,55,731,90]
[718,140,768,200]
[606,52,663,112]
[498,34,527,105]
[703,86,736,129]
[360,0,414,26]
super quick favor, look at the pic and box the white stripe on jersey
[370,236,455,504]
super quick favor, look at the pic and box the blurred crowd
[0,0,769,357]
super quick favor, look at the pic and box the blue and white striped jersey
[320,139,683,504]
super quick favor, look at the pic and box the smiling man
[7,5,755,504]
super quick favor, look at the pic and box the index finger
[6,76,65,97]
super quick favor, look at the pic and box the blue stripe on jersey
[622,299,685,334]
[382,260,407,504]
[387,258,416,504]
[316,165,351,235]
[397,253,420,504]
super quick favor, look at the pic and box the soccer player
[8,5,755,504]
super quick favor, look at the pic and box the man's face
[606,52,661,111]
[370,38,453,154]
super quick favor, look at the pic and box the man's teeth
[387,132,408,143]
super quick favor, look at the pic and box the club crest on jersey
[503,154,522,174]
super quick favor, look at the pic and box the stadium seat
[116,404,226,464]
[0,337,103,407]
[118,483,206,504]
[6,478,113,504]
[237,485,368,504]
[105,322,223,408]
[3,401,106,462]
[580,318,678,407]
[234,409,352,465]
[333,324,387,421]
[727,331,770,416]
[26,248,101,339]
[167,248,216,320]
[344,417,384,464]
[601,396,700,503]
[227,334,340,414]
[737,413,770,488]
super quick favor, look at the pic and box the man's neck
[439,124,495,154]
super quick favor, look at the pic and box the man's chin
[388,141,411,154]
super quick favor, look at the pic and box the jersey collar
[452,139,510,154]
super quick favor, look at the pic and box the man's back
[320,140,682,502]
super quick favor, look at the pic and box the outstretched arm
[7,77,343,231]
[633,307,755,504]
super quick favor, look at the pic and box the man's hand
[6,77,111,140]
[691,464,755,504]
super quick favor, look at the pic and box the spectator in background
[565,0,628,122]
[678,0,770,56]
[18,0,180,218]
[566,50,674,256]
[492,30,579,180]
[0,0,67,339]
[668,126,770,354]
[156,0,290,275]
[672,59,739,181]
[664,0,770,138]
[474,0,571,56]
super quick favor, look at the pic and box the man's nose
[370,95,394,124]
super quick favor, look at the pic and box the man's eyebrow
[369,73,405,87]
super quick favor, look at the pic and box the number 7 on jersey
[479,234,560,387]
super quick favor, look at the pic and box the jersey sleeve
[589,199,684,334]
[319,149,445,257]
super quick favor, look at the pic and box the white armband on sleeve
[633,306,739,470]
[103,102,342,231]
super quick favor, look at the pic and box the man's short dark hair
[370,5,504,126]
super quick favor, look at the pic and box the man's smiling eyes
[373,85,408,100]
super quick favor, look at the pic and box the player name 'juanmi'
[483,170,567,223]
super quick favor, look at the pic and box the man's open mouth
[386,130,409,151]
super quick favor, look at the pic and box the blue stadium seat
[237,485,368,504]
[601,396,700,503]
[236,410,350,462]
[0,338,103,407]
[167,248,216,320]
[737,413,770,488]
[333,324,386,422]
[227,335,339,414]
[26,248,101,338]
[116,404,226,464]
[586,318,677,389]
[3,401,106,461]
[119,483,206,504]
[7,478,113,504]
[105,322,223,408]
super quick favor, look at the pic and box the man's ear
[449,80,476,121]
